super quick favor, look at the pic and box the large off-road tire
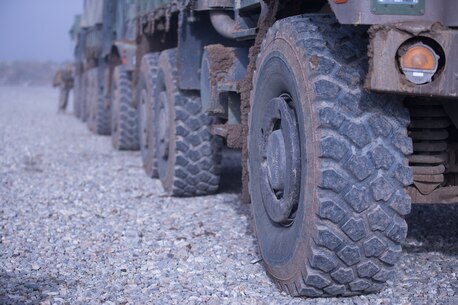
[111,65,139,150]
[86,67,111,135]
[153,49,221,196]
[138,53,160,177]
[73,70,83,118]
[80,70,89,122]
[86,69,97,127]
[86,68,98,132]
[248,15,413,297]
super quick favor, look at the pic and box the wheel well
[133,13,179,88]
[106,47,122,99]
[277,0,330,19]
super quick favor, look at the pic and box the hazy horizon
[0,0,83,63]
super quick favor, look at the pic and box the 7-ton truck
[72,0,458,297]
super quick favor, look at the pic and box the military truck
[69,15,83,118]
[73,0,458,297]
[72,0,118,135]
[101,0,141,150]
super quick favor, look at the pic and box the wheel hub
[157,91,169,161]
[260,96,301,225]
[112,85,119,134]
[266,130,286,192]
[139,89,148,150]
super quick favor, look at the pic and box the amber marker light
[402,45,437,70]
[400,43,439,85]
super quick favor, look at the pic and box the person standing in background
[53,65,74,113]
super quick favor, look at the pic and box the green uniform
[53,68,74,113]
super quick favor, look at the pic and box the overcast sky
[0,0,83,62]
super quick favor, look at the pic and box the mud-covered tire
[248,15,413,297]
[153,49,221,197]
[73,70,83,118]
[86,69,97,128]
[80,70,89,122]
[87,67,111,135]
[111,65,139,150]
[138,53,160,177]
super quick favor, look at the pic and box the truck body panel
[330,0,458,26]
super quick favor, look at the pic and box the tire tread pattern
[158,49,222,197]
[112,65,139,150]
[254,16,412,297]
[87,67,111,135]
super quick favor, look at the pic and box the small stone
[31,263,40,270]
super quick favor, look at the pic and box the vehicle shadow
[217,148,257,240]
[217,150,458,259]
[217,148,243,195]
[404,204,458,256]
[0,272,64,305]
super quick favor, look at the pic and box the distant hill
[0,61,70,86]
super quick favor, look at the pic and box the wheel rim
[157,91,169,161]
[156,89,169,178]
[250,54,309,266]
[139,88,149,153]
[112,82,119,135]
[259,94,301,225]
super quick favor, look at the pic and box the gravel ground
[0,86,457,304]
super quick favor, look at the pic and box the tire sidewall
[111,67,121,149]
[86,68,97,132]
[137,70,151,174]
[250,33,319,280]
[154,52,177,194]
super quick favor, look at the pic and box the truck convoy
[70,0,458,297]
